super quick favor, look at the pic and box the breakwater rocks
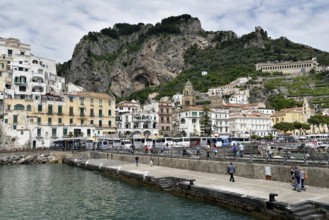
[0,154,59,165]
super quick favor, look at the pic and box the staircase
[287,203,328,220]
[156,177,191,191]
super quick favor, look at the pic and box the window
[108,110,111,116]
[192,119,197,123]
[63,128,68,137]
[99,109,102,117]
[70,118,73,124]
[48,105,53,114]
[8,49,13,57]
[87,129,91,137]
[99,120,102,127]
[14,104,25,110]
[69,107,73,116]
[58,118,62,124]
[4,119,8,124]
[90,120,94,125]
[108,100,111,105]
[7,105,11,111]
[19,86,26,91]
[99,99,102,106]
[52,128,57,137]
[38,104,42,112]
[58,106,63,114]
[48,118,52,125]
[81,119,84,125]
[27,105,31,111]
[37,117,41,125]
[90,98,94,105]
[108,120,111,127]
[37,128,41,136]
[90,109,94,117]
[69,97,74,102]
[180,119,185,124]
[80,97,85,105]
[13,115,18,124]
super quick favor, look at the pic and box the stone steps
[288,203,326,220]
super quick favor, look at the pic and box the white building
[229,112,273,138]
[177,106,204,136]
[211,108,230,136]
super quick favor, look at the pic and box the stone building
[255,58,319,74]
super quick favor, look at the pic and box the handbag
[304,173,308,180]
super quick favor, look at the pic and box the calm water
[0,164,257,220]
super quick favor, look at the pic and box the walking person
[232,144,237,158]
[239,143,244,157]
[227,162,235,182]
[300,168,307,191]
[293,166,301,192]
[135,156,139,166]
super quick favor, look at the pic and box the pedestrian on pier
[135,156,139,166]
[227,162,235,182]
[239,143,244,157]
[232,144,237,158]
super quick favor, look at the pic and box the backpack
[233,146,237,151]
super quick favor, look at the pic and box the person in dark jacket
[227,162,236,182]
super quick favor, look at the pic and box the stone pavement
[84,159,329,205]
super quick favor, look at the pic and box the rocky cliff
[58,15,237,98]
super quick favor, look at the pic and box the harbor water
[0,164,257,219]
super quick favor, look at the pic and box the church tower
[182,80,196,110]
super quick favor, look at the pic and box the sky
[1,0,328,63]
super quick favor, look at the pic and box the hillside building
[255,58,319,74]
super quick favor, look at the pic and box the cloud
[0,0,328,63]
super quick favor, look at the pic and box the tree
[273,122,294,134]
[200,105,212,137]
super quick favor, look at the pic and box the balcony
[47,111,53,115]
[57,112,63,115]
[90,113,95,117]
[69,112,74,116]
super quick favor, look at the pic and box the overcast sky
[1,0,328,63]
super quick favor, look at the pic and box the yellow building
[271,98,313,135]
[2,91,116,148]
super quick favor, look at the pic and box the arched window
[27,105,32,111]
[192,119,196,123]
[14,104,25,110]
[181,119,186,124]
[166,126,170,131]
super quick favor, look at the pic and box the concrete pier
[65,157,329,220]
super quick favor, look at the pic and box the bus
[190,137,201,147]
[181,137,190,147]
[97,139,109,150]
[153,138,165,149]
[132,138,144,149]
[164,137,173,147]
[230,137,250,145]
[121,139,132,149]
[172,137,183,147]
[112,138,122,149]
[215,136,230,147]
[305,134,329,141]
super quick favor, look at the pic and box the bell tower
[182,80,196,110]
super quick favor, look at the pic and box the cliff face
[58,15,237,97]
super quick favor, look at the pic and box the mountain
[57,14,329,103]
